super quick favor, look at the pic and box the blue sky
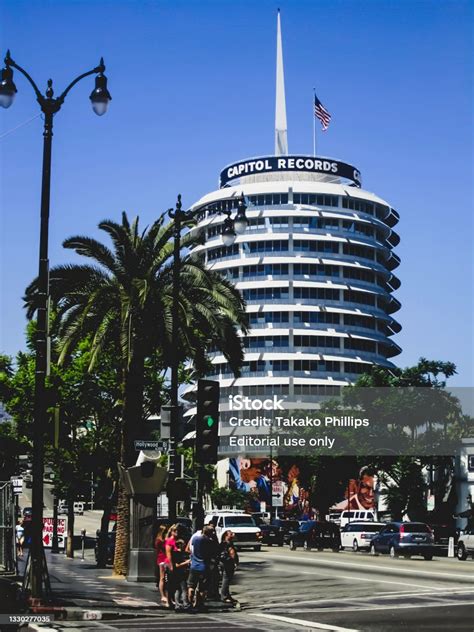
[0,0,472,385]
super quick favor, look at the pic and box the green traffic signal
[206,415,215,428]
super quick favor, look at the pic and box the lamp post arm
[57,60,104,104]
[5,51,42,101]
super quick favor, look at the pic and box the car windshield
[225,516,256,527]
[402,523,431,533]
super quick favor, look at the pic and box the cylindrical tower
[184,156,401,455]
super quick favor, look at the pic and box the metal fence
[0,481,15,574]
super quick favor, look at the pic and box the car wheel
[389,545,398,559]
[268,542,272,547]
[278,542,284,547]
[303,539,311,551]
[289,539,296,551]
[457,544,467,560]
[424,554,433,561]
[370,543,377,556]
[253,546,261,552]
[352,539,359,552]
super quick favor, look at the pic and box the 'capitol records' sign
[220,155,361,188]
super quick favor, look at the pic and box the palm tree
[25,211,248,575]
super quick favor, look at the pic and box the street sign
[10,477,23,495]
[272,481,284,507]
[42,517,66,549]
[134,439,168,451]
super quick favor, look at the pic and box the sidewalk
[17,549,235,621]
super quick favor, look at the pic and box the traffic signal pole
[168,195,184,523]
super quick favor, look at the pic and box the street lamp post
[167,194,248,522]
[0,51,111,599]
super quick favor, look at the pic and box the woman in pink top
[165,525,179,607]
[154,525,168,605]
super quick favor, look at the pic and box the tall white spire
[275,9,288,156]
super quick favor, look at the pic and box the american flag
[314,93,331,131]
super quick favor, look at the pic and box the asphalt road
[22,544,474,631]
[233,546,474,631]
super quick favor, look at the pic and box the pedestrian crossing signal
[196,380,220,465]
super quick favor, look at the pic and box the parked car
[370,522,434,560]
[456,526,474,560]
[428,522,458,545]
[205,510,263,550]
[339,510,376,528]
[326,512,341,526]
[340,521,385,551]
[288,520,340,552]
[260,519,300,546]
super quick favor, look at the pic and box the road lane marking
[255,613,359,631]
[282,600,474,614]
[270,565,436,590]
[266,553,474,581]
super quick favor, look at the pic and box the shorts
[187,568,208,591]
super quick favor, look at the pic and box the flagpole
[312,88,316,157]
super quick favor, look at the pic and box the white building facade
[185,159,401,454]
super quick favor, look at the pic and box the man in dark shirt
[187,525,214,608]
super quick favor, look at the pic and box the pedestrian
[187,524,214,609]
[218,530,239,604]
[165,524,179,608]
[154,525,168,606]
[171,539,190,610]
[206,525,220,601]
[15,519,24,558]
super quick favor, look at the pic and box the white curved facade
[184,159,401,450]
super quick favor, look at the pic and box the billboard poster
[329,466,376,512]
[228,457,313,518]
[229,458,376,518]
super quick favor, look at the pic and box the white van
[205,510,263,550]
[340,510,375,528]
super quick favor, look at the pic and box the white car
[205,510,263,550]
[340,521,385,551]
[340,510,376,528]
[457,527,474,560]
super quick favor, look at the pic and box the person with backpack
[218,530,239,604]
[171,539,191,610]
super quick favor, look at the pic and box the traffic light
[195,379,220,464]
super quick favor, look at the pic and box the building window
[248,193,289,206]
[293,311,340,324]
[207,244,239,260]
[294,240,339,254]
[343,290,376,307]
[243,287,290,301]
[344,339,377,353]
[294,360,341,372]
[248,240,288,253]
[294,335,340,348]
[242,264,289,278]
[294,287,340,301]
[294,193,339,207]
[342,243,375,261]
[244,336,290,348]
[293,263,339,277]
[344,314,376,330]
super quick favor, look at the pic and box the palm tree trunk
[113,350,145,576]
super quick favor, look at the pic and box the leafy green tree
[24,211,247,575]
